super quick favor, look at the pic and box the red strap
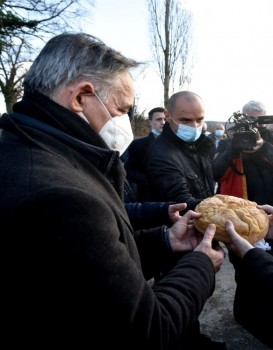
[219,157,248,199]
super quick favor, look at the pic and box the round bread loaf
[193,194,269,244]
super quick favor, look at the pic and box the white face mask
[96,93,134,155]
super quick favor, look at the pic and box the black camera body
[226,112,273,150]
[231,120,258,150]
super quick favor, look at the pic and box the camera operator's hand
[242,129,264,153]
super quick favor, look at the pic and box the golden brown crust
[193,194,269,244]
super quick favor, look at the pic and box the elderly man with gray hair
[242,100,267,127]
[0,33,226,350]
[241,100,273,142]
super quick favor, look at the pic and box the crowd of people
[0,32,272,349]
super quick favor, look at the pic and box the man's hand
[167,206,225,272]
[168,209,202,252]
[194,224,225,272]
[224,220,254,258]
[257,204,273,239]
[242,129,264,153]
[168,203,189,223]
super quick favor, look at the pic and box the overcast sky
[2,0,273,123]
[86,0,273,122]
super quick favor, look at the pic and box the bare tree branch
[148,0,194,105]
[0,0,94,112]
[0,35,31,111]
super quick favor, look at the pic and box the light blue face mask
[151,128,161,136]
[176,124,202,142]
[215,129,224,137]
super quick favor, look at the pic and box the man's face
[215,124,225,131]
[150,112,166,133]
[245,109,266,127]
[166,96,205,133]
[55,70,135,135]
[81,70,135,133]
[103,71,135,120]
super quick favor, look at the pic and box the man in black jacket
[0,33,226,349]
[144,91,216,211]
[144,91,220,347]
[125,106,166,201]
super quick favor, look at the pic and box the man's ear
[71,82,95,112]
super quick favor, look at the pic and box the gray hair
[242,100,266,116]
[23,32,141,100]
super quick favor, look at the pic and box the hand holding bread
[257,204,273,240]
[193,194,269,244]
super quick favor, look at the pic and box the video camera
[226,112,273,150]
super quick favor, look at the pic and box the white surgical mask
[215,129,224,138]
[96,93,134,155]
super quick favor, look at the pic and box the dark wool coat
[144,122,216,211]
[233,248,273,348]
[0,92,216,349]
[125,131,157,201]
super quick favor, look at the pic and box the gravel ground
[199,245,271,350]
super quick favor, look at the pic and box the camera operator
[212,100,273,211]
[211,100,273,344]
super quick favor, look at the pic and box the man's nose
[189,121,198,128]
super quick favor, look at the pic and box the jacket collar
[12,91,106,148]
[1,92,126,199]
